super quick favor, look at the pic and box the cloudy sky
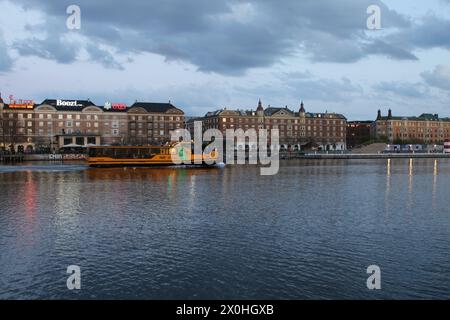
[0,0,449,119]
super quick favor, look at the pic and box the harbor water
[0,159,450,299]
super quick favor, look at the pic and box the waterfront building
[371,109,450,144]
[0,95,184,152]
[346,121,372,149]
[126,102,184,146]
[186,100,347,151]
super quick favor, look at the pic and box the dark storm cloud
[9,0,417,74]
[13,36,78,64]
[380,15,450,54]
[0,31,13,72]
[85,44,124,70]
[285,76,364,102]
[242,72,364,103]
[363,40,418,61]
[421,65,450,91]
[374,81,429,98]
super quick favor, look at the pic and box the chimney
[388,109,392,119]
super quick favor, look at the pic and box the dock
[287,153,450,160]
[0,154,24,163]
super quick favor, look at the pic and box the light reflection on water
[0,159,450,299]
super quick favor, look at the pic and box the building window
[66,121,73,127]
[27,121,33,127]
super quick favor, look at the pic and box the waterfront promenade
[1,151,449,163]
[292,153,450,160]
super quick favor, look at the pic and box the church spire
[299,101,305,113]
[257,99,263,111]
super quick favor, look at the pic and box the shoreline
[0,153,449,166]
[292,153,450,160]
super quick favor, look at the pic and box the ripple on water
[1,159,450,299]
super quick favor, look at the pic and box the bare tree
[0,110,6,151]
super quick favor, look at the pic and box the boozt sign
[57,100,83,107]
[104,101,127,111]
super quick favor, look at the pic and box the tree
[0,110,6,151]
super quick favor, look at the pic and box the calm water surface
[0,159,450,299]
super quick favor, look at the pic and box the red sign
[112,103,127,110]
[9,95,34,109]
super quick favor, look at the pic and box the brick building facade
[187,101,347,151]
[0,96,184,152]
[371,109,450,144]
[346,121,372,149]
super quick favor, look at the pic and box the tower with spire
[299,101,305,118]
[256,98,264,117]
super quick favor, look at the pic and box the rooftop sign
[9,95,34,109]
[104,101,127,110]
[56,100,84,107]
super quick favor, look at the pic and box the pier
[292,153,450,160]
[0,154,24,163]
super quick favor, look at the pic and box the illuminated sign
[56,100,83,107]
[112,103,127,110]
[104,101,127,110]
[9,95,34,109]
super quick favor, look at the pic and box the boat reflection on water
[84,165,224,181]
[84,165,225,199]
